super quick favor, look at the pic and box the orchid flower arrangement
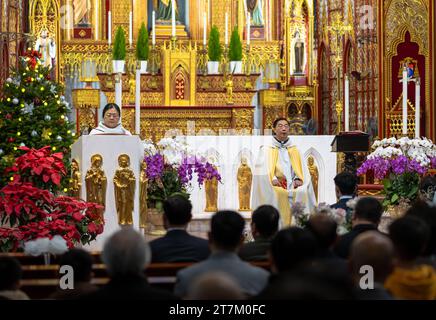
[143,137,221,210]
[357,137,436,208]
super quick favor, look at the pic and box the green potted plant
[228,26,243,74]
[207,25,222,74]
[112,26,126,73]
[136,23,149,74]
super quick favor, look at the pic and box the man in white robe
[252,118,316,226]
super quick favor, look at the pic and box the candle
[415,78,420,138]
[171,0,176,37]
[95,0,99,40]
[108,11,112,45]
[203,12,207,46]
[152,11,156,45]
[344,75,349,131]
[129,11,133,46]
[247,13,250,46]
[402,65,408,135]
[225,13,228,46]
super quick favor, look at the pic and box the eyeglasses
[105,113,119,119]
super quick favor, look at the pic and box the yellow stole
[267,146,304,226]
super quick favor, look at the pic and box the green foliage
[113,27,126,60]
[382,172,420,208]
[0,50,75,190]
[228,27,242,61]
[208,25,222,62]
[136,23,149,61]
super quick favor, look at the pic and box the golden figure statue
[225,74,234,105]
[71,159,82,199]
[307,156,319,201]
[85,154,107,211]
[139,161,148,229]
[113,154,136,225]
[204,164,219,212]
[237,157,253,211]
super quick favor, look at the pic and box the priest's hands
[293,178,303,188]
[272,178,281,187]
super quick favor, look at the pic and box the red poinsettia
[25,49,42,70]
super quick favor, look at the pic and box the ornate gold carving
[72,88,100,134]
[70,159,82,199]
[121,108,135,135]
[139,161,148,229]
[307,156,319,202]
[85,154,107,213]
[237,157,252,211]
[113,154,136,226]
[260,89,286,130]
[232,108,254,131]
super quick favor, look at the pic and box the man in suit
[82,228,177,300]
[331,171,358,211]
[149,195,210,262]
[174,211,270,298]
[239,205,279,261]
[334,197,383,259]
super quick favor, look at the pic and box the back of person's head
[186,272,245,300]
[406,200,436,255]
[102,227,151,277]
[389,216,430,261]
[210,211,245,251]
[0,257,22,291]
[270,227,318,272]
[419,176,436,202]
[59,249,94,283]
[334,171,357,196]
[252,205,280,239]
[163,195,192,226]
[353,197,383,225]
[350,231,394,283]
[306,214,338,249]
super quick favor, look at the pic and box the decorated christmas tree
[0,49,75,190]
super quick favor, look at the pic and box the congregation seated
[50,249,98,300]
[174,211,270,298]
[406,201,436,269]
[149,195,210,263]
[330,171,357,212]
[0,256,29,300]
[306,214,342,261]
[239,205,279,261]
[185,272,245,300]
[384,216,436,300]
[334,197,383,259]
[82,228,178,300]
[349,231,394,300]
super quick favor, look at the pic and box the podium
[71,135,144,251]
[331,132,370,174]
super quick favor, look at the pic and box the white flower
[48,235,68,255]
[6,77,12,83]
[24,238,50,256]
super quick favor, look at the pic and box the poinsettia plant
[0,146,104,252]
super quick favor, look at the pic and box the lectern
[331,132,370,173]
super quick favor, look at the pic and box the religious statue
[129,72,136,103]
[70,159,82,199]
[225,74,234,105]
[156,0,180,22]
[293,32,305,74]
[246,0,264,26]
[73,0,92,26]
[34,29,56,69]
[85,154,107,212]
[204,164,219,212]
[237,157,252,211]
[139,161,148,229]
[113,154,136,225]
[307,156,319,202]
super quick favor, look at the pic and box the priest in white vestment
[90,103,132,135]
[252,118,316,226]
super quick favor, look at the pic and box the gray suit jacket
[174,251,270,297]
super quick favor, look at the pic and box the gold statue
[71,159,82,199]
[237,157,253,211]
[113,154,136,225]
[204,164,219,212]
[139,161,148,229]
[307,156,319,201]
[129,72,136,103]
[85,154,107,211]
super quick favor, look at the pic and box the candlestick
[225,13,228,46]
[129,11,133,46]
[203,12,207,46]
[152,11,156,45]
[171,0,176,37]
[108,11,112,45]
[247,13,250,46]
[95,0,99,40]
[415,78,420,138]
[344,75,349,131]
[402,65,408,135]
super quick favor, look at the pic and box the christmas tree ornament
[6,78,12,83]
[31,130,38,137]
[56,135,63,141]
[42,128,52,140]
[0,149,3,155]
[44,115,51,121]
[8,137,15,143]
[12,98,19,104]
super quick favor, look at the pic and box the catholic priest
[252,117,316,226]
